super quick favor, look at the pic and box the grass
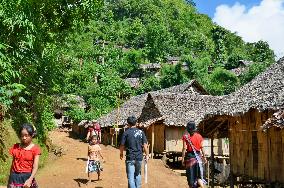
[0,120,49,185]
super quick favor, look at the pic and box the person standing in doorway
[119,116,149,188]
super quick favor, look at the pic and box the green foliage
[0,84,26,109]
[206,67,240,95]
[33,96,55,140]
[239,62,268,85]
[137,76,161,94]
[211,26,228,66]
[65,107,87,124]
[0,120,18,185]
[246,41,275,63]
[160,63,188,88]
[0,0,277,159]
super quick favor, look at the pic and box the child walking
[87,135,104,183]
[7,123,41,188]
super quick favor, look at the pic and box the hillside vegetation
[0,0,275,172]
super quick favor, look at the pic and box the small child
[7,123,41,188]
[87,135,104,183]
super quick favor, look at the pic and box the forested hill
[0,0,275,135]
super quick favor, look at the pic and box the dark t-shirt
[120,127,147,161]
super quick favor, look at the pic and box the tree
[211,26,228,66]
[160,63,188,88]
[206,67,239,95]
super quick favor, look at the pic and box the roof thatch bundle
[124,78,140,88]
[261,109,284,131]
[97,80,208,127]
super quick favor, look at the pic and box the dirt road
[36,130,188,188]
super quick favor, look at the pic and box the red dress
[8,143,41,188]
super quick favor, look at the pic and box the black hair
[19,123,36,138]
[127,116,137,126]
[186,120,196,135]
[90,135,98,140]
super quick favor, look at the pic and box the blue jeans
[125,160,142,188]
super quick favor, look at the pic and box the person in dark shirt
[120,116,149,188]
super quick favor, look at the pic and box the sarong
[8,172,38,188]
[88,160,103,173]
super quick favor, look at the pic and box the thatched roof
[222,57,284,115]
[138,57,284,135]
[140,63,161,70]
[97,80,208,127]
[125,78,140,88]
[261,110,284,131]
[138,92,223,127]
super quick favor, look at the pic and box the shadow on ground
[73,178,88,187]
[76,157,88,161]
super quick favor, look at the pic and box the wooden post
[151,125,155,159]
[207,158,210,187]
[210,138,214,188]
[115,129,118,147]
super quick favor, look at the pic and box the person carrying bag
[182,120,207,188]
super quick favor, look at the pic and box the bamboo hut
[137,58,284,185]
[97,80,207,146]
[138,92,228,159]
[197,57,284,185]
[97,80,208,128]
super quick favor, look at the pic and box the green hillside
[0,0,275,145]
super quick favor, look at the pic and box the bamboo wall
[229,109,284,183]
[145,123,165,153]
[165,126,185,152]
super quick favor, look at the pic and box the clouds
[213,0,284,59]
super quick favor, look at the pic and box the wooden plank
[257,121,265,180]
[235,116,240,174]
[267,128,272,182]
[165,126,185,152]
[154,123,165,153]
[151,124,154,158]
[280,129,284,183]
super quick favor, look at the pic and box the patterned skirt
[184,153,201,187]
[88,160,103,173]
[8,172,38,188]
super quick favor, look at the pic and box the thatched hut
[97,80,208,128]
[97,80,207,146]
[138,92,227,158]
[138,58,284,185]
[196,58,284,185]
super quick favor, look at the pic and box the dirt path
[36,130,188,188]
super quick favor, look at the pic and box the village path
[35,129,188,188]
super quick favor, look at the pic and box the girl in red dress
[7,123,41,188]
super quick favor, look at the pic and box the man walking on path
[120,116,149,188]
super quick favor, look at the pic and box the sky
[194,0,284,59]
